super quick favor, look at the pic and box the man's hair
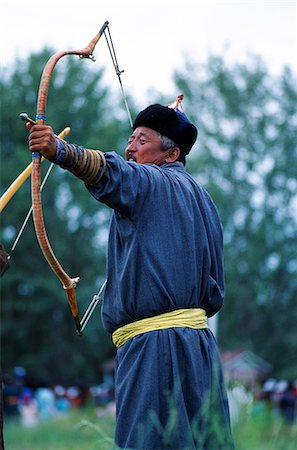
[158,133,186,164]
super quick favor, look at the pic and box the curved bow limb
[32,22,109,336]
[0,126,70,213]
[36,21,109,124]
[31,140,83,334]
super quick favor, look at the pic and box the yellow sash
[112,308,208,349]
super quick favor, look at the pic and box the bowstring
[79,25,134,329]
[103,25,133,128]
[9,161,55,258]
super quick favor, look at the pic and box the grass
[232,403,297,450]
[3,402,296,449]
[3,405,115,450]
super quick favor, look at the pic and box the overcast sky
[1,1,296,103]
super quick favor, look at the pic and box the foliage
[174,55,297,378]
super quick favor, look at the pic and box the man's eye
[140,140,146,145]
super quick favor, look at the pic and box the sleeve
[86,152,159,218]
[53,137,106,186]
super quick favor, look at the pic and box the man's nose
[126,141,136,151]
[126,143,137,156]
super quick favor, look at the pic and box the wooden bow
[31,21,109,336]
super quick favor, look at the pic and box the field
[3,404,296,450]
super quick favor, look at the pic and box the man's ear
[165,147,181,163]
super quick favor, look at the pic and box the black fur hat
[133,102,198,155]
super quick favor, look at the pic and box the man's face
[125,127,168,165]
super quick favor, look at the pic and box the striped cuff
[54,137,106,185]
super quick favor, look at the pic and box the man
[27,96,234,449]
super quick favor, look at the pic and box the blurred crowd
[2,366,296,429]
[227,377,297,426]
[2,366,115,428]
[257,378,297,424]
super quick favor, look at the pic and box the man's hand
[27,123,57,161]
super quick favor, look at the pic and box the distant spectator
[262,378,277,402]
[19,389,39,428]
[54,385,71,415]
[227,383,252,425]
[278,382,296,424]
[35,384,56,419]
[65,386,80,408]
[3,373,20,418]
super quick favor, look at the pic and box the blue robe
[87,153,233,449]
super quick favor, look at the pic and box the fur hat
[133,96,198,155]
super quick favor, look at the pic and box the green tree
[174,55,297,378]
